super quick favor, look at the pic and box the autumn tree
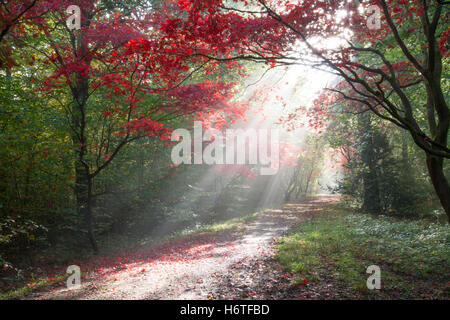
[1,0,246,253]
[151,0,449,220]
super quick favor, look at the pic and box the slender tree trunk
[71,78,99,253]
[86,176,98,254]
[359,112,381,214]
[73,158,98,253]
[69,7,99,253]
[284,184,295,202]
[284,170,298,202]
[74,161,88,225]
[295,176,304,199]
[304,168,314,196]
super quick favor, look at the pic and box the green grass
[0,274,68,300]
[183,210,261,234]
[276,203,450,299]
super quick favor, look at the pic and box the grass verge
[276,203,450,299]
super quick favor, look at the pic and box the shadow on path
[28,196,338,300]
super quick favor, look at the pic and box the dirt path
[28,196,337,300]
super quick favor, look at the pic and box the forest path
[29,196,338,300]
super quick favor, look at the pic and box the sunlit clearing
[152,62,341,237]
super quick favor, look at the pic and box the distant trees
[282,136,325,202]
[325,101,432,217]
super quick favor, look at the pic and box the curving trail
[28,196,337,300]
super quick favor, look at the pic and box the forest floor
[21,197,333,300]
[4,195,448,300]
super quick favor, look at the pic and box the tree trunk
[304,168,314,196]
[86,177,98,254]
[426,155,450,223]
[359,112,381,214]
[423,20,449,222]
[73,161,99,254]
[284,170,298,202]
[69,7,98,253]
[295,176,304,199]
[284,184,295,202]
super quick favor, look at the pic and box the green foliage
[327,106,436,217]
